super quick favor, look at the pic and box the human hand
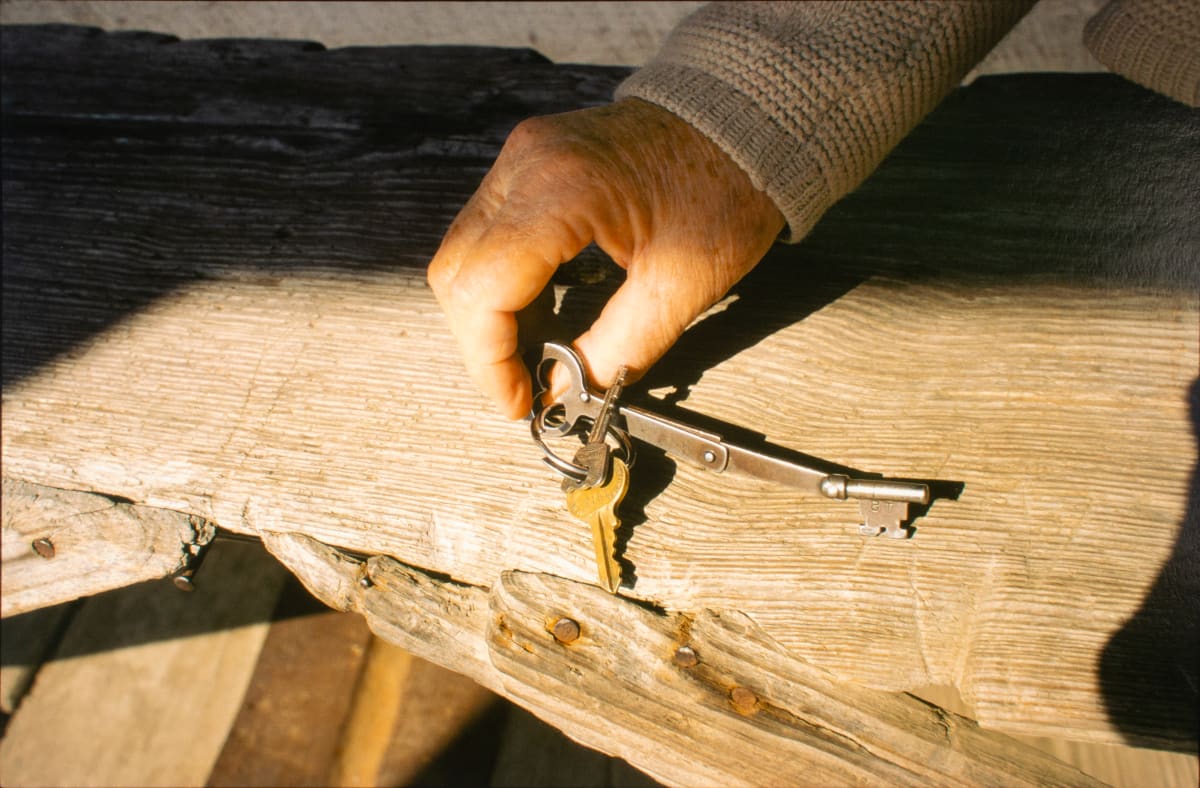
[427,97,785,419]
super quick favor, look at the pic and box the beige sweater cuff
[616,1,1031,242]
[1084,0,1200,107]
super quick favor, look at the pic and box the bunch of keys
[559,365,630,594]
[531,342,932,593]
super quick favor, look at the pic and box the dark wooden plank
[490,705,662,788]
[374,657,502,786]
[0,24,629,387]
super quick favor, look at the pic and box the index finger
[429,206,592,418]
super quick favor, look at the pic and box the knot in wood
[551,617,581,644]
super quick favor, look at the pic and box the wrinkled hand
[427,97,785,419]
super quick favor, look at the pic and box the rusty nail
[172,568,198,592]
[31,538,56,559]
[730,686,758,713]
[171,540,212,592]
[552,617,581,644]
[673,645,699,668]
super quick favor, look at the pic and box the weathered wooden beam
[1,479,211,616]
[266,532,1101,787]
[2,25,1196,755]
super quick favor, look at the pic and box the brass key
[566,456,629,593]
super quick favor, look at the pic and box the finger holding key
[428,191,593,419]
[429,99,785,420]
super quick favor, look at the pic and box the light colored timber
[1,479,211,616]
[4,263,1194,747]
[0,540,287,787]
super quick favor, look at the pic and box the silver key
[533,342,931,538]
[562,366,628,492]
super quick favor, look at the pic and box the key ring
[531,403,634,482]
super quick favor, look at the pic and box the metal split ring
[530,405,634,483]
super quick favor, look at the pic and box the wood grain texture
[3,25,1197,753]
[490,570,1102,788]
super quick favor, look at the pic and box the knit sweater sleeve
[615,1,1032,242]
[1084,0,1200,107]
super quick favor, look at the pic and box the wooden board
[0,540,288,787]
[206,578,375,787]
[2,23,1197,764]
[1,480,210,616]
[266,534,1103,787]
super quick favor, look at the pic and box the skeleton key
[562,366,628,492]
[566,456,629,593]
[534,342,931,538]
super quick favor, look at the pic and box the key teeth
[857,500,915,539]
[857,522,914,539]
[600,519,623,593]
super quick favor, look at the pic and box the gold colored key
[565,456,629,593]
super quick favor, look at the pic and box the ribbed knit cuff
[618,63,829,243]
[1084,0,1200,107]
[617,1,1032,242]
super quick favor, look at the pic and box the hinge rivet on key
[552,617,581,644]
[703,451,716,464]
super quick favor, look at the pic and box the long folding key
[532,342,931,538]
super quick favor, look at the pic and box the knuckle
[507,115,554,148]
[426,256,456,297]
[505,116,592,177]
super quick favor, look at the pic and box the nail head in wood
[552,617,581,644]
[172,569,197,592]
[730,686,758,713]
[31,538,56,559]
[673,645,699,668]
